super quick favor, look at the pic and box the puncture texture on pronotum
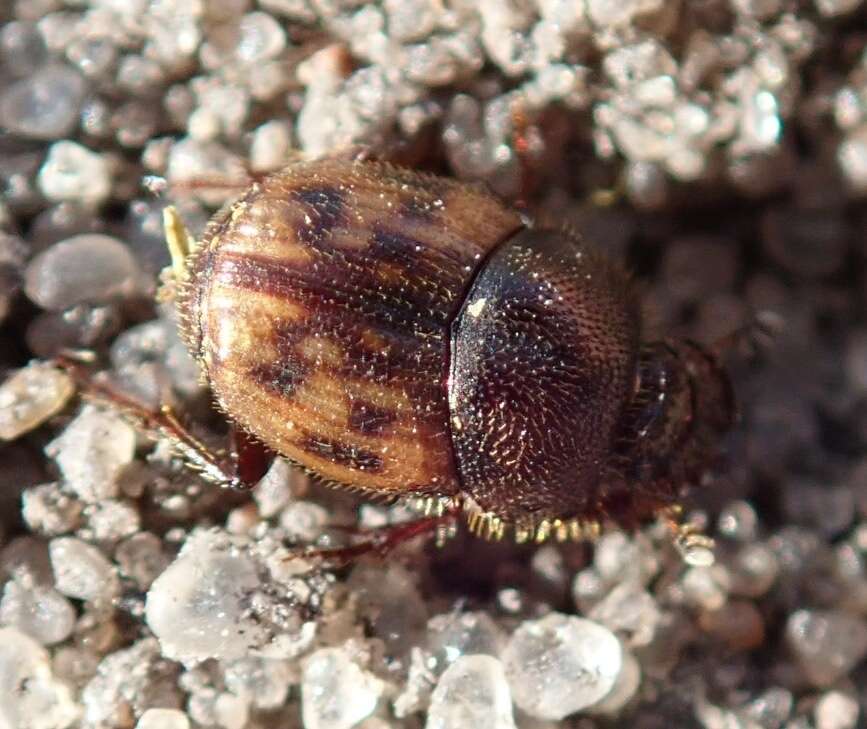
[43,154,749,567]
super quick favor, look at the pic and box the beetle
[109,155,737,565]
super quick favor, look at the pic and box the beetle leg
[148,156,293,208]
[297,511,460,568]
[54,355,267,490]
[709,310,783,359]
[324,139,439,169]
[229,426,276,489]
[326,144,378,163]
[661,504,716,567]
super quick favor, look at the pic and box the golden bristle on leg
[662,504,716,567]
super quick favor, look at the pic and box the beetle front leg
[55,356,273,490]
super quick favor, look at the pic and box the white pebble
[587,0,664,28]
[426,611,506,669]
[730,0,783,19]
[81,638,169,727]
[593,531,657,585]
[786,609,867,686]
[280,501,329,542]
[37,141,111,208]
[49,537,119,604]
[502,613,622,720]
[166,137,246,206]
[838,126,867,192]
[392,647,434,718]
[589,650,641,715]
[223,656,293,710]
[426,654,516,729]
[301,647,384,729]
[0,627,80,729]
[249,120,293,173]
[235,12,286,64]
[145,531,269,665]
[0,576,76,645]
[136,708,190,729]
[814,0,863,16]
[589,583,661,646]
[253,458,295,518]
[349,563,428,656]
[0,64,87,140]
[383,0,440,42]
[83,499,141,542]
[45,405,136,503]
[814,690,860,729]
[187,107,221,141]
[22,483,82,536]
[681,565,731,611]
[225,504,259,535]
[0,362,73,441]
[25,234,141,311]
[214,692,250,729]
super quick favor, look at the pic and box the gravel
[0,1,866,728]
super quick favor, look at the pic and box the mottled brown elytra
[148,156,737,565]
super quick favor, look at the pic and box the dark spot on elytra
[269,318,310,359]
[298,433,384,472]
[293,186,346,244]
[369,226,425,264]
[249,358,309,397]
[367,226,460,313]
[348,399,397,435]
[213,252,439,386]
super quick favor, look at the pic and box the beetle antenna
[162,207,195,284]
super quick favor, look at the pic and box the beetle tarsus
[662,504,716,566]
[297,512,459,568]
